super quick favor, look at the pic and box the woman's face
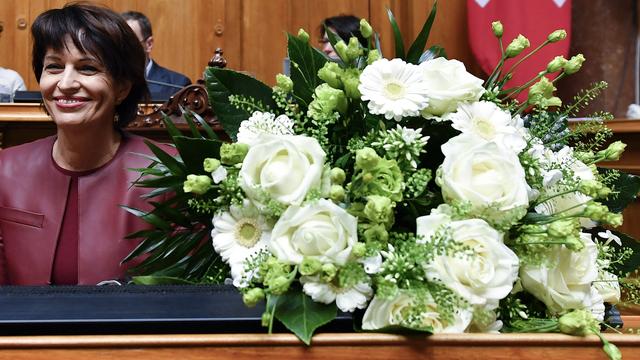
[39,37,130,129]
[320,29,338,59]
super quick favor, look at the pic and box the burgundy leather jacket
[0,134,165,285]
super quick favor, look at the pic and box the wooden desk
[0,327,639,360]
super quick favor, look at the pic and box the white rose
[520,232,599,314]
[417,215,519,306]
[447,101,526,153]
[419,57,485,118]
[269,199,358,265]
[593,270,621,304]
[362,293,472,333]
[438,134,529,214]
[300,276,372,312]
[239,135,325,209]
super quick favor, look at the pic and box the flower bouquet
[126,3,640,357]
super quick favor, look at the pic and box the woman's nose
[56,67,80,91]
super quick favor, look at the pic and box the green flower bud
[505,34,530,58]
[330,167,346,184]
[605,212,623,227]
[547,29,567,43]
[597,141,626,161]
[261,311,272,327]
[564,54,585,75]
[355,147,380,170]
[334,40,349,61]
[307,83,348,119]
[352,242,366,258]
[491,21,503,37]
[363,224,389,244]
[578,179,610,199]
[364,195,394,225]
[183,174,212,195]
[220,143,249,165]
[268,276,291,295]
[367,50,381,65]
[547,219,576,239]
[275,73,294,93]
[362,172,374,183]
[546,56,567,73]
[297,28,310,42]
[359,19,373,39]
[341,68,362,99]
[346,37,364,61]
[564,234,584,251]
[528,77,562,109]
[317,62,344,89]
[242,288,265,307]
[203,158,221,173]
[603,342,622,360]
[321,263,337,282]
[300,257,323,276]
[584,201,609,220]
[330,184,346,202]
[558,309,597,336]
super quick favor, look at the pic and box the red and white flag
[467,0,572,101]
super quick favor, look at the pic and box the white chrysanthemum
[447,101,526,153]
[300,276,372,312]
[211,201,272,284]
[237,111,294,145]
[359,58,429,121]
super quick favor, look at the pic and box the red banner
[467,0,572,101]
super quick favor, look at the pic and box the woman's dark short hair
[31,2,148,128]
[321,15,368,48]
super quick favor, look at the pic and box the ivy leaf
[273,288,337,345]
[204,67,276,141]
[287,33,327,107]
[600,169,640,213]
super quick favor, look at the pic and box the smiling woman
[0,3,172,285]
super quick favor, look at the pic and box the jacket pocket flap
[0,206,44,228]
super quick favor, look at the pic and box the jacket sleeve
[0,228,8,284]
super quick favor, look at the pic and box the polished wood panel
[0,326,639,360]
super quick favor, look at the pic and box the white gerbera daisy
[358,58,429,121]
[211,201,272,268]
[447,101,526,153]
[300,276,372,312]
[237,111,294,145]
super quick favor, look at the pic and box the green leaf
[600,170,640,213]
[131,275,196,285]
[406,1,437,64]
[386,8,405,60]
[121,205,172,231]
[143,140,186,177]
[190,110,219,140]
[204,67,276,141]
[419,45,447,63]
[135,175,184,188]
[173,136,222,175]
[273,288,337,345]
[182,108,204,138]
[287,33,328,107]
[161,112,183,141]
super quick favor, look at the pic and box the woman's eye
[79,65,99,74]
[44,64,63,72]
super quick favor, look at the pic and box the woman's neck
[53,126,122,172]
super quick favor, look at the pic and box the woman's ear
[115,81,132,105]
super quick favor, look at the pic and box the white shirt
[0,67,26,95]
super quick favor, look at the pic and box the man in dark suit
[122,11,191,101]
